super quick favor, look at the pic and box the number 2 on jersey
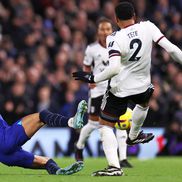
[128,38,142,61]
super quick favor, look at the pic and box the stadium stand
[0,0,181,131]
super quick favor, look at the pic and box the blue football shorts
[0,120,34,168]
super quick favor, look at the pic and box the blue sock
[39,110,69,127]
[45,159,60,174]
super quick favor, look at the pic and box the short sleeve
[106,35,121,58]
[83,46,93,66]
[147,21,164,43]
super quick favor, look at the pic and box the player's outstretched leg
[34,155,84,175]
[40,100,87,129]
[21,100,87,139]
[0,149,83,175]
[127,104,154,145]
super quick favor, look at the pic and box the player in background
[0,100,87,175]
[75,18,132,168]
[73,2,182,176]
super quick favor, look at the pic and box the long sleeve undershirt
[158,37,182,64]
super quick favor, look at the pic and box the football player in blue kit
[0,100,87,175]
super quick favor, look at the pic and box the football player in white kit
[75,18,133,168]
[73,2,182,176]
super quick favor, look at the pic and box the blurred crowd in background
[0,0,182,153]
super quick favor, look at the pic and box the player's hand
[72,71,95,83]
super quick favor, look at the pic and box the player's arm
[149,21,182,64]
[73,57,121,83]
[157,37,182,64]
[73,36,121,83]
[94,56,121,82]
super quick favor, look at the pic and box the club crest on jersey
[102,60,109,66]
[108,41,114,47]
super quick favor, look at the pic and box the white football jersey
[106,21,164,97]
[83,42,109,98]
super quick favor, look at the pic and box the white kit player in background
[75,18,133,168]
[73,2,182,176]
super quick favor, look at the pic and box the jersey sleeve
[147,21,164,43]
[106,35,121,58]
[83,46,93,66]
[158,37,182,64]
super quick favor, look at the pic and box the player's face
[97,22,113,45]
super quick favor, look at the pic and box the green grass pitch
[0,157,182,182]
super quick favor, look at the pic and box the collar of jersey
[123,23,135,29]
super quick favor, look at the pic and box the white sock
[116,129,127,161]
[129,104,149,140]
[99,125,120,168]
[76,119,99,149]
